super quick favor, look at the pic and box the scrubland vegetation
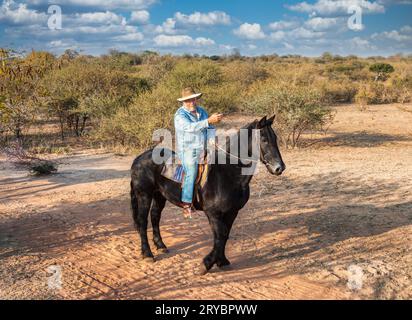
[1,48,411,153]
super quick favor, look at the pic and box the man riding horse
[130,87,285,273]
[174,87,223,218]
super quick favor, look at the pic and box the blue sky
[1,0,412,56]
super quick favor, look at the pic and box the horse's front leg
[199,214,230,274]
[216,210,238,268]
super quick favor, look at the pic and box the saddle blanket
[162,163,185,183]
[160,152,209,188]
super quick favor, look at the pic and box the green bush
[369,63,395,81]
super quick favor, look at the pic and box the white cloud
[155,18,177,34]
[72,11,125,25]
[269,20,300,31]
[11,22,139,39]
[219,44,235,51]
[195,37,215,46]
[269,30,286,41]
[234,23,266,40]
[153,11,230,36]
[153,34,215,47]
[64,24,137,35]
[283,42,295,50]
[174,11,231,26]
[113,32,144,41]
[291,27,325,39]
[269,26,325,42]
[304,17,341,31]
[0,0,47,25]
[400,25,412,33]
[367,26,412,52]
[48,40,73,48]
[26,0,156,10]
[287,0,385,15]
[348,36,377,50]
[130,10,150,24]
[372,29,412,41]
[377,0,412,4]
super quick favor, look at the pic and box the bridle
[214,128,270,167]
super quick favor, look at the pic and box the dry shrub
[92,84,177,151]
[318,79,358,104]
[139,54,177,86]
[2,49,412,153]
[166,59,223,90]
[355,81,409,106]
[242,81,334,148]
[390,75,412,103]
[222,61,269,87]
[92,59,237,150]
[201,83,241,114]
[3,140,58,175]
[265,62,320,87]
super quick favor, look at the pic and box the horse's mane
[217,119,258,152]
[241,120,258,131]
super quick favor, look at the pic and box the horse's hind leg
[131,182,154,261]
[150,191,168,253]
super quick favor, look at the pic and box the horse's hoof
[217,258,231,268]
[195,264,209,276]
[157,247,169,254]
[141,255,155,263]
[218,264,233,271]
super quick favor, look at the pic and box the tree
[369,63,395,81]
[40,60,149,140]
[0,49,57,140]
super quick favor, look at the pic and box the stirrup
[182,204,196,219]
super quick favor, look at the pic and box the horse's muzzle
[266,163,286,176]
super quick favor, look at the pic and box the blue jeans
[179,149,201,203]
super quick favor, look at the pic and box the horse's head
[255,115,286,176]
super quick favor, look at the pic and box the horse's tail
[130,180,140,233]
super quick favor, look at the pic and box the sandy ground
[0,104,411,300]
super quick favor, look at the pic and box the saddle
[161,152,210,191]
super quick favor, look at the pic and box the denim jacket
[174,106,215,160]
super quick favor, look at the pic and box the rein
[215,144,260,164]
[214,129,269,167]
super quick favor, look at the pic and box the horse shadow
[154,171,412,277]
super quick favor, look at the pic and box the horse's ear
[257,116,267,129]
[267,114,276,125]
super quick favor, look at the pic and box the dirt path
[1,104,411,300]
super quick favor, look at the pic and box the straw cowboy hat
[177,87,203,102]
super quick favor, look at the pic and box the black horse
[130,115,286,274]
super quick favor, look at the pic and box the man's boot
[182,202,196,219]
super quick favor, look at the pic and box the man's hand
[208,113,224,125]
